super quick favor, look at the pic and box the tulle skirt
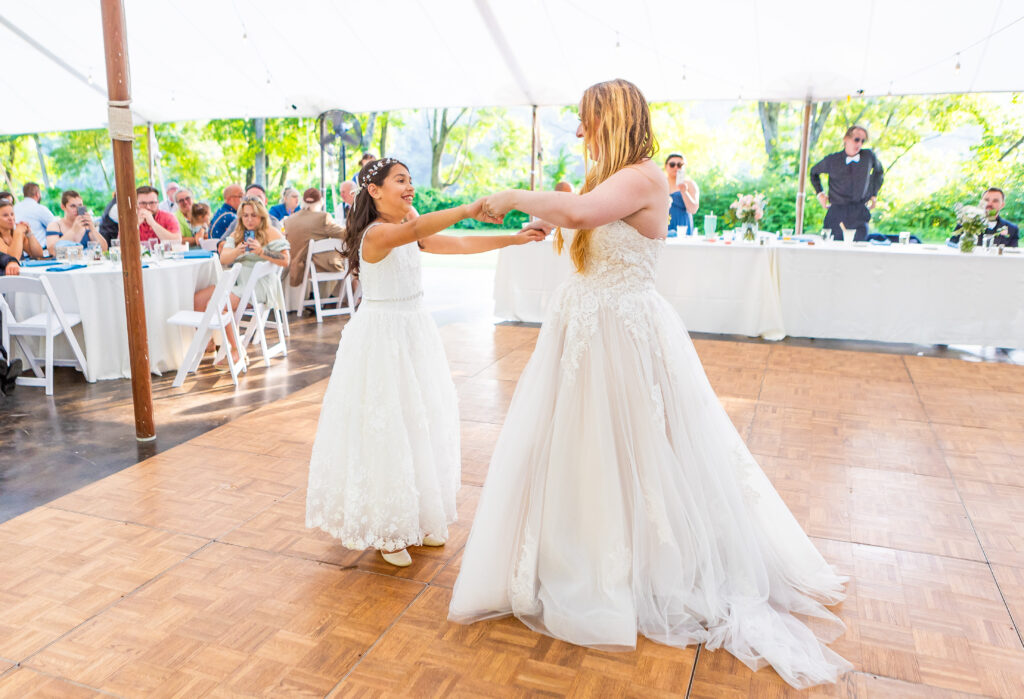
[448,282,852,689]
[306,299,460,551]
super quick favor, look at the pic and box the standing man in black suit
[950,188,1019,248]
[810,125,885,241]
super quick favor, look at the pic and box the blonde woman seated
[45,190,107,256]
[193,196,290,363]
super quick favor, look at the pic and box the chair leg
[64,324,90,382]
[218,328,240,386]
[311,276,324,323]
[14,335,42,377]
[45,331,54,396]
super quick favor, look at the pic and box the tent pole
[795,99,813,237]
[101,0,155,441]
[530,105,537,191]
[318,115,326,193]
[146,122,155,186]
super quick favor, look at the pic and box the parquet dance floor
[1,323,1023,697]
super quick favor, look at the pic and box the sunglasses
[241,195,264,203]
[850,137,865,143]
[667,162,684,168]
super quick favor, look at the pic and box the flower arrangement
[730,193,766,224]
[954,203,995,253]
[730,193,766,240]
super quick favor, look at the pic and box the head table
[15,256,221,381]
[494,235,1024,349]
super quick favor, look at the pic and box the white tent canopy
[1,0,1022,135]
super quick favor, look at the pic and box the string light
[615,32,621,49]
[954,53,961,75]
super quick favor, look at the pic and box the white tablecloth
[494,238,786,340]
[494,238,1024,348]
[778,243,1024,347]
[16,258,221,380]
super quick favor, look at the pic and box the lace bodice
[566,219,663,296]
[359,223,423,301]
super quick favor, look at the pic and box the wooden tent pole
[101,0,155,441]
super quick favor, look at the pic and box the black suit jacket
[950,215,1019,248]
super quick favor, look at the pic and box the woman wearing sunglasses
[664,153,699,237]
[809,125,885,241]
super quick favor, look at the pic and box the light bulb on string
[615,32,621,49]
[954,53,961,75]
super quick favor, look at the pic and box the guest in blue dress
[269,187,301,221]
[45,190,106,256]
[665,153,700,236]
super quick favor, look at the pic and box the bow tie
[845,154,860,164]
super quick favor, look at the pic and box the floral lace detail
[604,543,631,583]
[552,221,664,384]
[731,440,762,505]
[509,528,541,614]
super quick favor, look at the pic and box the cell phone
[77,206,87,216]
[244,230,255,242]
[675,169,686,185]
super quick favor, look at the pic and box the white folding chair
[0,276,89,395]
[199,238,220,252]
[225,261,288,367]
[167,265,245,387]
[302,238,354,322]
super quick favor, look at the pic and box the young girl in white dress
[305,158,543,567]
[448,81,853,689]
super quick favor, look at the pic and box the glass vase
[742,221,758,241]
[958,232,976,254]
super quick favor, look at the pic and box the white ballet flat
[380,549,412,567]
[421,535,446,547]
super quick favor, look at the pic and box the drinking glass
[821,228,833,242]
[842,228,857,243]
[87,241,102,262]
[780,228,794,240]
[898,231,911,245]
[109,247,121,265]
[704,214,717,237]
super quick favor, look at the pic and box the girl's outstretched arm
[420,227,546,255]
[363,199,496,262]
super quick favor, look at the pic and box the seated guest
[99,195,119,244]
[664,153,700,236]
[284,187,345,288]
[269,187,301,221]
[352,153,376,183]
[13,182,55,248]
[223,184,283,237]
[193,198,290,363]
[135,186,182,244]
[190,202,212,242]
[338,181,356,222]
[159,182,179,213]
[0,198,47,260]
[950,187,1019,247]
[173,188,196,245]
[45,190,107,255]
[0,249,18,276]
[209,184,244,240]
[554,181,574,193]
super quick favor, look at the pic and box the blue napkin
[46,264,88,272]
[22,259,60,267]
[183,250,214,259]
[870,239,891,246]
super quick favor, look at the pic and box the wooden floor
[2,323,1023,697]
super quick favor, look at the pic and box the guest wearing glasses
[810,126,884,241]
[665,153,700,236]
[173,188,199,246]
[45,190,106,255]
[135,186,182,244]
[269,187,301,221]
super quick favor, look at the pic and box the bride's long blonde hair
[556,79,657,273]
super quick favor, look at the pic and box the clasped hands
[471,190,516,224]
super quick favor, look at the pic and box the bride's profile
[448,78,852,689]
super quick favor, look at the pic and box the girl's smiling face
[370,164,415,215]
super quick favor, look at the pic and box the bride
[448,79,852,689]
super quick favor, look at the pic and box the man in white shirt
[158,182,179,213]
[13,183,55,247]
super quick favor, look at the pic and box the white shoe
[380,549,412,567]
[422,534,446,547]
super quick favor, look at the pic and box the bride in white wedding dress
[448,79,852,689]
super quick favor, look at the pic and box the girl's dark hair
[344,157,408,277]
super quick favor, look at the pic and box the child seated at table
[190,202,212,245]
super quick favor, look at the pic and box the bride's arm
[486,168,654,230]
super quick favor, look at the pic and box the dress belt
[362,290,424,303]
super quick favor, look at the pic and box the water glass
[87,242,103,262]
[109,247,121,265]
[842,228,857,243]
[898,231,911,245]
[67,245,84,263]
[704,214,717,237]
[780,228,794,240]
[821,228,833,242]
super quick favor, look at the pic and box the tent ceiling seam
[473,0,536,105]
